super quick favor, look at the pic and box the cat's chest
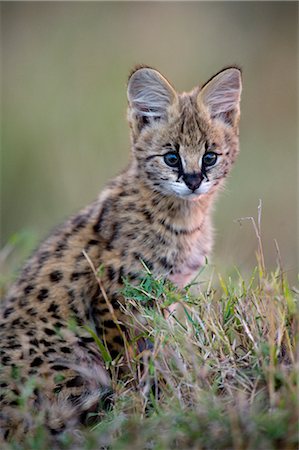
[168,245,206,288]
[158,232,209,288]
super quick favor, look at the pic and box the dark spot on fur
[3,307,13,319]
[11,318,21,327]
[19,297,28,307]
[2,355,11,365]
[70,272,80,281]
[30,357,43,367]
[38,251,50,264]
[113,335,124,345]
[4,430,10,440]
[47,303,59,314]
[44,328,56,336]
[93,199,113,234]
[81,336,95,343]
[60,346,71,354]
[107,266,116,282]
[40,339,51,347]
[29,338,39,348]
[69,305,83,325]
[133,253,153,271]
[24,284,35,295]
[55,241,68,257]
[43,349,56,357]
[75,253,86,262]
[37,288,49,301]
[49,270,63,283]
[9,343,22,349]
[70,271,90,281]
[40,316,48,323]
[106,223,121,251]
[128,272,139,281]
[51,364,68,371]
[110,297,121,309]
[26,329,35,336]
[141,208,154,224]
[118,266,125,284]
[9,400,19,407]
[66,376,84,388]
[88,239,99,246]
[126,202,136,211]
[26,307,38,316]
[103,320,117,329]
[72,214,88,232]
[125,232,136,240]
[67,289,76,301]
[52,314,61,321]
[158,257,172,271]
[159,219,202,236]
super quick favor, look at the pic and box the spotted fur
[0,66,242,440]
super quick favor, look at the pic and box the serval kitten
[0,66,242,439]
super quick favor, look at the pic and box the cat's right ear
[127,67,177,132]
[198,67,242,128]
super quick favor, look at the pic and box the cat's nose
[183,173,203,191]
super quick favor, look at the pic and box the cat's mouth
[181,183,211,199]
[167,179,211,199]
[174,190,204,201]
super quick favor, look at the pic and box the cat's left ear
[127,67,178,128]
[198,67,242,128]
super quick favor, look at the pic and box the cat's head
[127,66,242,200]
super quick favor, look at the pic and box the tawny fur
[0,66,242,441]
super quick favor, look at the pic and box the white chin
[168,190,202,201]
[184,192,202,200]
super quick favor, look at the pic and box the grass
[0,230,298,449]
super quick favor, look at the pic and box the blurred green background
[1,2,298,283]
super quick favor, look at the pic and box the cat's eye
[202,152,217,167]
[164,152,180,168]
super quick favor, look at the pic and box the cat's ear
[127,67,177,128]
[198,67,242,127]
